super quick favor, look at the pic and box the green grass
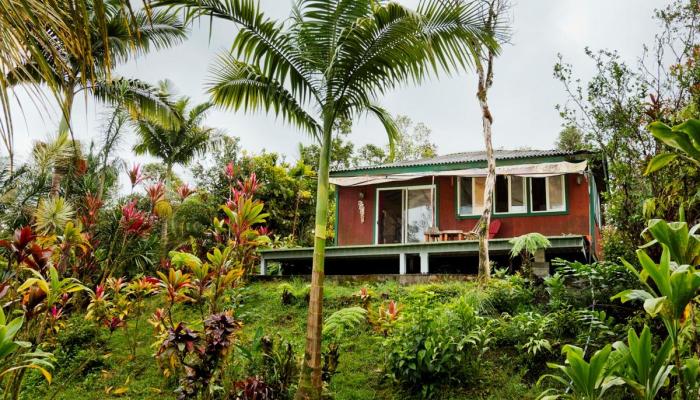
[23,280,542,400]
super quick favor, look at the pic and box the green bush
[483,276,533,315]
[171,196,216,242]
[601,225,636,263]
[383,301,491,398]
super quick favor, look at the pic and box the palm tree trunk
[57,88,74,135]
[161,163,172,259]
[50,89,75,196]
[296,113,333,400]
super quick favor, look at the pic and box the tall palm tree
[133,87,222,254]
[154,0,497,397]
[6,0,187,138]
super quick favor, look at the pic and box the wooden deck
[259,235,589,275]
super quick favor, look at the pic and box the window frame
[457,175,529,217]
[456,176,485,217]
[456,174,568,218]
[529,175,567,213]
[498,175,527,214]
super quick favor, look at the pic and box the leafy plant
[645,119,700,174]
[510,233,551,279]
[0,306,54,387]
[611,325,673,400]
[538,344,622,400]
[322,307,367,344]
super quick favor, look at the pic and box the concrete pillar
[260,257,267,275]
[420,252,429,274]
[399,253,407,275]
[533,248,549,278]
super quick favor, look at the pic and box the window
[530,175,566,212]
[495,175,527,213]
[458,177,485,215]
[459,176,526,215]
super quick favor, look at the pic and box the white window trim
[502,176,527,214]
[375,185,436,244]
[457,177,483,216]
[458,176,528,216]
[529,175,566,213]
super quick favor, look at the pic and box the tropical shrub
[383,302,492,398]
[537,344,622,399]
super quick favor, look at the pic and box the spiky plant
[152,0,498,396]
[33,197,75,236]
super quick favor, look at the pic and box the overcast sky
[8,0,668,178]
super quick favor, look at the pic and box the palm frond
[155,0,319,104]
[31,132,76,174]
[88,78,177,128]
[363,103,400,160]
[207,55,321,138]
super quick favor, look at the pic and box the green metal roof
[331,149,593,177]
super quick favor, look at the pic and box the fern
[509,233,551,258]
[323,307,367,343]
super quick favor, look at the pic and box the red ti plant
[155,312,241,399]
[224,161,236,181]
[80,194,103,229]
[0,226,36,269]
[176,183,195,201]
[128,163,144,191]
[120,201,153,237]
[146,181,166,206]
[354,287,373,309]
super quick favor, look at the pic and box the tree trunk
[477,90,495,280]
[296,113,333,400]
[161,163,172,259]
[475,2,498,281]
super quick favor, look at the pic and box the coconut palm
[153,0,497,397]
[132,87,223,254]
[5,0,188,139]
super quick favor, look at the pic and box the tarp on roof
[329,161,587,187]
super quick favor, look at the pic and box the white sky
[6,0,667,181]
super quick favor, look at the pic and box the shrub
[601,225,636,263]
[171,196,215,243]
[483,277,533,315]
[383,302,492,398]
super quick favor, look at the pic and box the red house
[260,150,602,275]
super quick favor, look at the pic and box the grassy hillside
[22,274,635,400]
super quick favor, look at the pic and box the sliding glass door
[376,186,435,244]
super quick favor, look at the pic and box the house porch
[259,235,590,276]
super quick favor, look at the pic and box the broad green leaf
[643,296,667,317]
[645,153,677,175]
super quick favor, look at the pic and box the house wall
[335,174,597,250]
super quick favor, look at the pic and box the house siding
[335,174,595,249]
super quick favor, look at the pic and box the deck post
[260,256,267,276]
[420,252,429,274]
[399,253,407,275]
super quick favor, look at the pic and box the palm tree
[0,0,149,172]
[154,0,497,397]
[6,0,187,139]
[133,87,222,254]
